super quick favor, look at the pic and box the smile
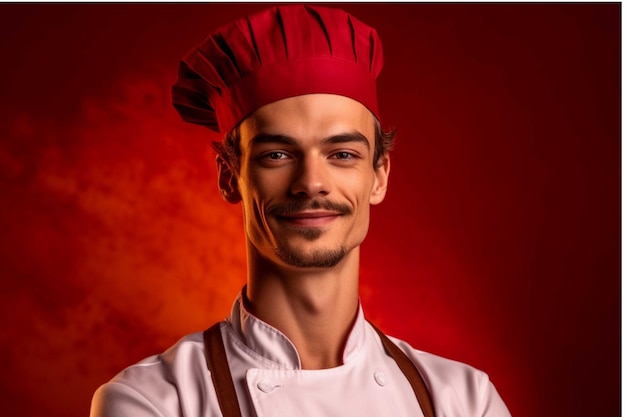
[276,211,342,227]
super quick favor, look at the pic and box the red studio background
[0,3,619,417]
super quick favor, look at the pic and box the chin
[274,245,347,269]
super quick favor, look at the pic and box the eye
[331,151,357,160]
[266,151,288,160]
[256,150,293,166]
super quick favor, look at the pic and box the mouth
[276,210,343,227]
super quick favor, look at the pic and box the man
[91,5,511,416]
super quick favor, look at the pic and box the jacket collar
[227,290,367,369]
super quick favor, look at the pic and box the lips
[276,210,342,227]
[267,199,352,228]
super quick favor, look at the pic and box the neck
[245,245,360,369]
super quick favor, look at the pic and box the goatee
[267,198,352,267]
[275,246,347,268]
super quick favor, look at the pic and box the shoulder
[380,332,511,417]
[90,331,218,417]
[390,335,486,385]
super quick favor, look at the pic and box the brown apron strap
[370,323,436,417]
[203,323,243,417]
[204,321,436,417]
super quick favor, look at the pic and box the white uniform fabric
[91,295,511,417]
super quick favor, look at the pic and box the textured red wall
[0,4,619,417]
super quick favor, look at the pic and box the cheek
[239,169,286,222]
[351,200,371,244]
[245,165,291,193]
[343,170,377,203]
[236,174,262,226]
[240,166,271,202]
[336,173,375,229]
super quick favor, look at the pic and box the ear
[216,155,241,204]
[370,153,390,205]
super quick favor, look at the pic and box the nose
[289,155,330,197]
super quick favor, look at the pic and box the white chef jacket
[91,295,511,417]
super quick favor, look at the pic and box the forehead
[239,94,376,146]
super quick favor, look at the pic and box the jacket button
[374,371,387,386]
[257,380,276,393]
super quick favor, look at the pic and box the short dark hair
[213,121,396,172]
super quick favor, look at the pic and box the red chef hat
[172,5,384,134]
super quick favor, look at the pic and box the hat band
[215,57,379,134]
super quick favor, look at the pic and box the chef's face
[218,94,390,269]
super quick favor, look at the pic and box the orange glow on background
[0,4,619,417]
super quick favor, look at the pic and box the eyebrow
[249,131,371,149]
[249,134,296,147]
[324,132,370,149]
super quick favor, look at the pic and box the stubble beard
[274,242,347,268]
[267,199,351,268]
[272,227,347,268]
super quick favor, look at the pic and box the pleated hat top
[172,5,384,134]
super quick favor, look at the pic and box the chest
[229,348,424,417]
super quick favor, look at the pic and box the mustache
[267,199,353,217]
